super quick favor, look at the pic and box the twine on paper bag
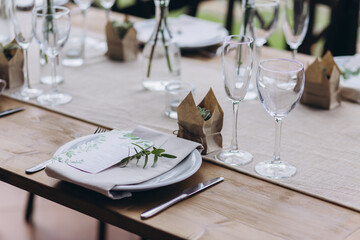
[176,88,223,155]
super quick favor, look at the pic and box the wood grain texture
[0,97,360,239]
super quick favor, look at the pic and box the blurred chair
[299,0,359,56]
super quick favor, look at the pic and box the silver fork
[25,127,108,174]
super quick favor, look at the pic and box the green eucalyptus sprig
[342,67,360,80]
[120,143,176,168]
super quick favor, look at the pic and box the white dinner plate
[54,131,202,192]
[134,15,228,49]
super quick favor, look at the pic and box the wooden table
[1,6,360,240]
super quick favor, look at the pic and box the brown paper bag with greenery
[177,88,223,154]
[105,17,138,61]
[0,41,24,89]
[301,51,341,109]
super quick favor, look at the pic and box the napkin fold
[45,126,203,199]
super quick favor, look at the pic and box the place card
[52,130,153,174]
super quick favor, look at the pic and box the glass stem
[50,55,58,94]
[23,48,31,89]
[230,101,240,151]
[292,48,297,59]
[272,117,282,164]
[105,8,110,21]
[81,9,87,56]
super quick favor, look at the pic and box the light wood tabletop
[1,6,360,240]
[1,96,360,240]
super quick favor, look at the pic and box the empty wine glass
[11,0,43,100]
[255,58,304,178]
[99,0,115,21]
[32,5,72,106]
[283,0,310,59]
[215,35,254,166]
[243,0,279,100]
[63,0,93,66]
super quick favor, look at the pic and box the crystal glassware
[32,5,72,106]
[141,0,181,91]
[242,0,279,100]
[63,0,94,67]
[215,35,254,166]
[0,0,14,45]
[99,0,115,21]
[255,58,305,178]
[11,0,43,100]
[283,0,310,59]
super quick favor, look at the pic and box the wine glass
[255,58,305,178]
[215,35,254,166]
[32,5,72,106]
[99,0,115,21]
[243,0,279,100]
[11,0,43,100]
[283,0,310,59]
[63,0,93,67]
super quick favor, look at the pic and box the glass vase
[141,0,181,91]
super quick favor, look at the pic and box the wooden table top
[1,6,360,240]
[1,90,360,240]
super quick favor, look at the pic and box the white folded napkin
[45,126,203,199]
[337,54,360,103]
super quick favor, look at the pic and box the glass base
[62,57,84,67]
[142,80,170,91]
[12,87,43,100]
[37,92,72,106]
[255,160,296,179]
[215,149,253,166]
[165,110,177,119]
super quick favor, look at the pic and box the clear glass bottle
[141,0,181,91]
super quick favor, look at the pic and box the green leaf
[160,153,177,159]
[152,148,165,155]
[152,154,159,167]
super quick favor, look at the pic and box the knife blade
[0,107,25,118]
[140,177,224,219]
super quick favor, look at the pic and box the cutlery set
[24,126,224,219]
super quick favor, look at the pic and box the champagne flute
[255,58,305,178]
[215,35,254,166]
[99,0,115,21]
[243,0,279,100]
[32,5,72,106]
[72,0,94,63]
[283,0,310,59]
[11,0,43,100]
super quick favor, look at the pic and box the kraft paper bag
[177,88,223,154]
[0,41,24,89]
[105,17,138,61]
[301,51,341,109]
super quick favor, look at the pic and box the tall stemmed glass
[283,0,310,59]
[74,0,94,58]
[244,0,279,100]
[255,58,304,178]
[215,35,254,166]
[11,0,43,100]
[32,6,72,106]
[99,0,115,21]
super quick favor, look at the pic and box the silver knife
[25,159,52,174]
[0,107,24,117]
[141,177,224,219]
